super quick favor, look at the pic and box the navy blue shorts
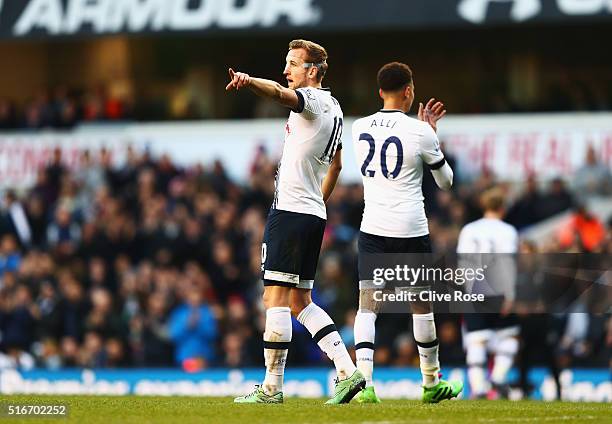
[464,312,519,332]
[261,209,326,290]
[358,231,432,254]
[358,231,432,285]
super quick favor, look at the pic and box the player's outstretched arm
[225,68,300,110]
[322,149,342,203]
[418,98,446,133]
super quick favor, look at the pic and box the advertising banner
[0,1,611,39]
[0,367,610,402]
[1,113,611,190]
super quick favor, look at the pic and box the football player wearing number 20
[351,62,463,404]
[227,39,365,404]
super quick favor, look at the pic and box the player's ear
[404,84,412,99]
[378,88,385,100]
[310,66,318,80]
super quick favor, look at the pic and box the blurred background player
[227,39,365,404]
[351,62,462,403]
[457,188,520,399]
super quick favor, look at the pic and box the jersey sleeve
[293,88,322,120]
[419,124,445,169]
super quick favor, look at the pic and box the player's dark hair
[377,62,413,92]
[289,39,328,82]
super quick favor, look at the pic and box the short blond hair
[288,39,328,82]
[480,187,506,213]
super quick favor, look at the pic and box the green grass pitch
[1,396,610,423]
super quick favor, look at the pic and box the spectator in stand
[0,235,22,277]
[85,287,124,338]
[79,331,106,368]
[46,206,81,257]
[25,195,48,248]
[538,177,574,220]
[59,336,79,367]
[0,98,17,129]
[44,148,67,205]
[51,86,79,129]
[168,285,217,370]
[574,145,612,197]
[557,205,605,252]
[0,284,37,369]
[83,88,104,121]
[57,274,89,342]
[35,281,62,342]
[0,191,32,249]
[139,292,174,366]
[104,89,126,120]
[105,337,128,367]
[74,150,107,209]
[22,100,43,130]
[506,174,545,229]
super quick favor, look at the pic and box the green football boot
[355,386,382,404]
[234,385,283,404]
[325,370,366,405]
[422,379,463,403]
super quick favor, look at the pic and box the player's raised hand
[225,68,251,91]
[418,98,447,132]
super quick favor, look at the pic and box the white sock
[413,313,440,388]
[468,365,488,396]
[491,336,518,385]
[354,310,376,387]
[466,336,488,396]
[297,302,357,380]
[262,306,291,395]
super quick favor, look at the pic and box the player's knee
[289,303,301,317]
[262,285,290,309]
[289,297,311,317]
[289,301,308,317]
[410,300,432,315]
[262,288,272,309]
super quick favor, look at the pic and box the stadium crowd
[0,87,130,130]
[1,76,612,129]
[0,145,610,386]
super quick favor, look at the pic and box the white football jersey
[272,87,343,220]
[352,110,445,238]
[457,218,519,301]
[457,218,518,254]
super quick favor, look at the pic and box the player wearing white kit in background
[227,39,365,405]
[457,188,520,399]
[351,62,463,404]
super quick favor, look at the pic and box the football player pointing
[227,40,365,404]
